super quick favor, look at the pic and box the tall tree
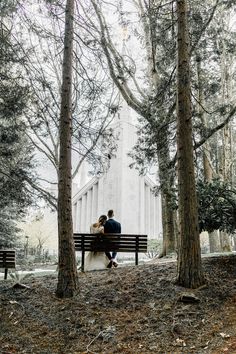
[13,0,118,209]
[0,0,35,246]
[56,0,78,298]
[192,6,236,252]
[176,0,204,288]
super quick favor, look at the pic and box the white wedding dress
[84,225,109,271]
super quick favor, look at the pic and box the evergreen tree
[11,0,119,209]
[175,0,204,288]
[0,0,35,247]
[197,179,236,235]
[56,0,78,298]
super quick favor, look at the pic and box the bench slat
[73,234,147,241]
[74,247,148,252]
[0,260,15,264]
[74,240,148,246]
[75,244,147,249]
[74,245,147,251]
[0,255,15,260]
[0,250,15,254]
[75,248,147,253]
[74,241,147,247]
[73,234,147,238]
[0,262,16,267]
[74,233,147,236]
[74,238,147,244]
[74,234,147,239]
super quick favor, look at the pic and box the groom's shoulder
[113,219,120,225]
[106,219,120,226]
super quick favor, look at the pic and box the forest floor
[0,254,236,354]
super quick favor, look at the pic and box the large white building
[72,103,162,239]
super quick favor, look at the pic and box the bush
[197,178,236,234]
[146,239,162,259]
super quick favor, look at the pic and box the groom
[104,209,121,268]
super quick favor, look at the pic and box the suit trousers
[105,252,117,260]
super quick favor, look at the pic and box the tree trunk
[158,146,176,257]
[220,231,232,252]
[56,0,78,298]
[137,1,176,256]
[159,192,176,256]
[209,230,221,253]
[218,32,233,251]
[176,0,204,288]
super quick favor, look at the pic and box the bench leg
[135,252,138,266]
[81,250,85,272]
[4,268,8,280]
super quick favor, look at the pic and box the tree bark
[160,192,176,256]
[158,148,176,257]
[56,0,78,298]
[218,30,233,252]
[142,1,176,256]
[220,231,232,252]
[176,0,204,288]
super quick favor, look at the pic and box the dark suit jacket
[104,218,121,233]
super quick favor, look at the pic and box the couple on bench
[84,209,121,271]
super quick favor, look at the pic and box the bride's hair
[92,215,107,228]
[98,215,107,225]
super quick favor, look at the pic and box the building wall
[72,104,162,239]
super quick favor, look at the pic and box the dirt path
[0,255,236,353]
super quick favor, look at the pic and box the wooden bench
[0,249,16,279]
[73,233,147,272]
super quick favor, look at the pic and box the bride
[84,215,109,271]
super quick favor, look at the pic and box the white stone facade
[72,104,162,239]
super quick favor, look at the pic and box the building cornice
[72,176,99,202]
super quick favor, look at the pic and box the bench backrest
[73,233,148,253]
[0,250,16,269]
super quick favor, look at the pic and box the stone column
[153,194,157,239]
[77,198,82,232]
[91,183,98,222]
[139,177,145,234]
[72,202,77,231]
[155,196,162,239]
[97,179,104,216]
[81,194,87,232]
[150,191,155,238]
[145,184,150,236]
[86,188,92,230]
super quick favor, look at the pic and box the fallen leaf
[220,333,230,338]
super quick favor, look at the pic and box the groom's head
[107,209,114,218]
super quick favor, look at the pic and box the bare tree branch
[194,106,236,150]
